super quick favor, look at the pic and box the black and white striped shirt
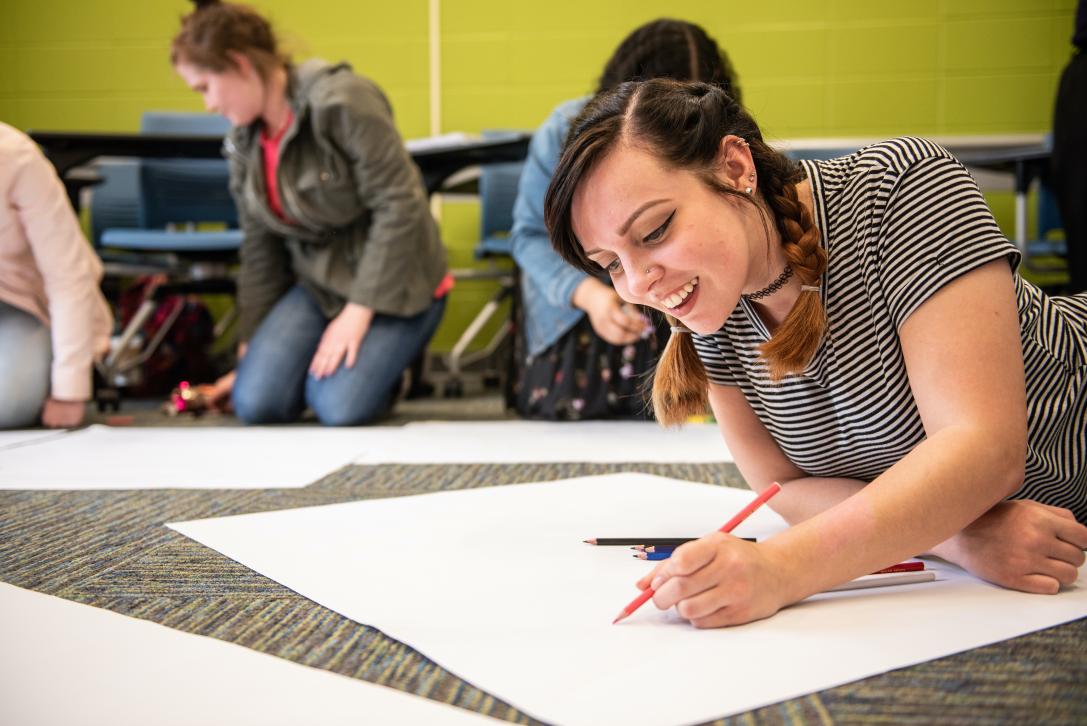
[693,137,1087,522]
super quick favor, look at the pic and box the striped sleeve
[876,153,1020,330]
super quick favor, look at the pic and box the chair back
[138,112,236,228]
[479,161,523,243]
[141,111,231,136]
[89,160,141,246]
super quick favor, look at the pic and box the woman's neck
[260,65,291,136]
[749,178,818,330]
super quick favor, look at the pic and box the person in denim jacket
[509,19,741,420]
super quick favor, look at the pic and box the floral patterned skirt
[511,311,670,421]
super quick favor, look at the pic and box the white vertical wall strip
[428,0,441,136]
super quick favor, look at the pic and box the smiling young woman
[544,78,1087,629]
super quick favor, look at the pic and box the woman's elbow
[990,431,1027,500]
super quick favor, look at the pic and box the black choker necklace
[744,265,793,301]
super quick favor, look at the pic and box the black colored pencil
[583,537,755,546]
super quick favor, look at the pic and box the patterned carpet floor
[2,417,1085,724]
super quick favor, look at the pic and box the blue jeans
[233,285,446,426]
[0,301,52,429]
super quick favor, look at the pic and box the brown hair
[170,0,288,79]
[544,79,827,426]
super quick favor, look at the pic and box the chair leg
[405,350,434,399]
[443,282,513,397]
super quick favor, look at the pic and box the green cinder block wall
[0,0,1076,351]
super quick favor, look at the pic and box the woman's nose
[626,260,661,298]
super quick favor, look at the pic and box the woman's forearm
[768,476,867,525]
[764,424,1023,603]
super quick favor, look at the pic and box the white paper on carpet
[168,473,1087,726]
[352,420,732,463]
[0,424,388,489]
[0,429,68,451]
[0,582,497,725]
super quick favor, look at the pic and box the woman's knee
[309,383,394,427]
[0,384,46,428]
[0,308,52,428]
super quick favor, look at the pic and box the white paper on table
[0,429,69,451]
[352,420,732,463]
[169,473,1087,726]
[0,424,391,489]
[0,581,497,726]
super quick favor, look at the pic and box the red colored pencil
[612,482,783,624]
[872,560,924,574]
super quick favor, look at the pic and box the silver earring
[744,187,753,194]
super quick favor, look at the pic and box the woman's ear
[227,50,258,79]
[714,134,756,194]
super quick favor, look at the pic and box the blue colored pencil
[633,551,672,561]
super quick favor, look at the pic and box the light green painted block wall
[0,0,1076,350]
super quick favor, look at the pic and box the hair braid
[651,317,708,427]
[757,180,827,379]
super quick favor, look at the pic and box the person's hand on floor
[196,370,237,412]
[931,499,1087,594]
[41,398,86,428]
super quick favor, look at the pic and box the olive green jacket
[224,59,446,341]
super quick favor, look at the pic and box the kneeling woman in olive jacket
[173,0,450,425]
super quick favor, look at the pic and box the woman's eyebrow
[616,198,669,236]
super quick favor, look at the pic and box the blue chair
[442,154,525,397]
[1028,180,1065,257]
[100,111,240,255]
[93,111,240,406]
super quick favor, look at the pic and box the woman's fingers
[649,540,719,610]
[635,561,666,590]
[674,585,732,621]
[1048,538,1087,568]
[1039,558,1082,589]
[1017,572,1062,595]
[1054,516,1087,550]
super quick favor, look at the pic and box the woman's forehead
[572,146,677,239]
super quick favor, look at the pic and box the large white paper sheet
[0,582,496,726]
[0,429,68,451]
[169,473,1087,725]
[352,420,732,463]
[0,424,384,489]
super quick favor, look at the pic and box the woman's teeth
[663,277,698,309]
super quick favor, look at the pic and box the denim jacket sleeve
[509,98,590,312]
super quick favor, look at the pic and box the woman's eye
[644,210,675,243]
[605,258,623,274]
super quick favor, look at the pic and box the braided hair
[596,19,742,104]
[545,79,827,425]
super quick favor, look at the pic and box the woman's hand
[196,370,236,411]
[932,499,1087,594]
[634,534,793,628]
[571,278,648,346]
[41,398,85,428]
[310,302,374,380]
